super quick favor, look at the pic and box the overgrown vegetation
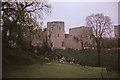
[2,2,52,65]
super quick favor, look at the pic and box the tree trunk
[81,39,84,49]
[97,48,101,65]
[2,29,9,53]
[97,41,101,65]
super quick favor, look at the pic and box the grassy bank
[2,61,118,78]
[2,48,119,78]
[52,48,118,73]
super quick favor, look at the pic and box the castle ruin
[47,21,65,50]
[30,21,118,50]
[47,21,94,50]
[64,26,94,50]
[114,25,120,38]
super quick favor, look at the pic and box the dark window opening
[59,27,61,30]
[52,27,54,30]
[57,34,59,37]
[62,42,64,47]
[48,34,51,38]
[51,42,53,47]
[85,42,89,47]
[73,36,79,42]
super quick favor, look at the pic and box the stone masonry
[47,21,94,50]
[64,26,94,50]
[47,21,65,50]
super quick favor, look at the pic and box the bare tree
[86,13,113,65]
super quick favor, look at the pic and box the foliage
[2,2,51,52]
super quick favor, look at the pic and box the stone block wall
[47,21,65,50]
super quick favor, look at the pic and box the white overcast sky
[42,0,118,34]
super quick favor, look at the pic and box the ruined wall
[101,38,118,49]
[31,29,46,47]
[64,26,94,50]
[47,22,94,50]
[46,21,118,50]
[64,34,81,50]
[69,26,93,37]
[114,25,120,38]
[47,21,65,50]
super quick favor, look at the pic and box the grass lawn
[3,61,118,78]
[2,48,119,78]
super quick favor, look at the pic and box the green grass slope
[2,61,118,78]
[52,48,118,73]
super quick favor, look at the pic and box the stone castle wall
[69,26,93,37]
[114,25,120,38]
[64,26,94,50]
[64,34,82,50]
[47,21,94,50]
[47,21,65,50]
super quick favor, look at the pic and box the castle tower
[47,21,65,50]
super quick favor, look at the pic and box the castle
[31,21,119,50]
[47,21,94,50]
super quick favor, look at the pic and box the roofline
[69,26,92,30]
[47,21,64,23]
